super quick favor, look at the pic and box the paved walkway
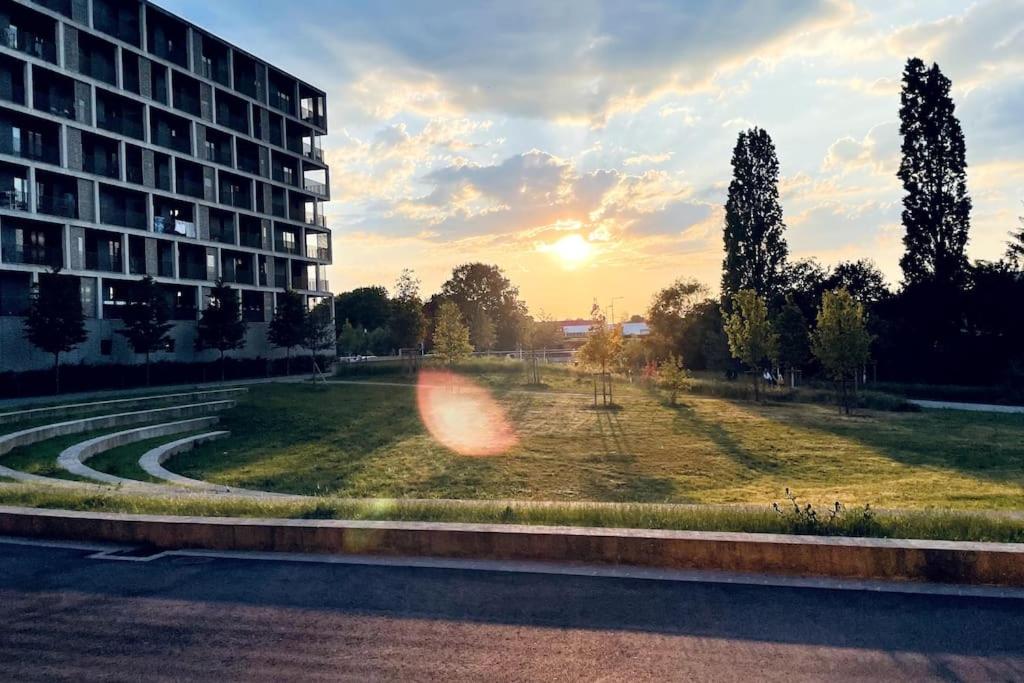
[2,540,1022,681]
[910,399,1024,414]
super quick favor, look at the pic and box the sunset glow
[542,234,594,269]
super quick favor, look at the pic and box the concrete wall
[1,510,1022,587]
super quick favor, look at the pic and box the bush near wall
[0,355,336,399]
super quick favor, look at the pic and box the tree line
[22,272,335,392]
[648,56,1024,398]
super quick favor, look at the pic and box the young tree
[118,276,173,386]
[195,279,247,381]
[657,354,691,406]
[23,271,87,394]
[304,298,336,381]
[811,289,873,414]
[390,268,427,350]
[268,289,306,375]
[722,127,789,307]
[898,58,972,290]
[578,318,624,407]
[722,289,777,401]
[521,312,562,385]
[772,296,809,388]
[432,300,472,365]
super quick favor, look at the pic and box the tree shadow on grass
[780,407,1024,485]
[171,384,428,493]
[668,401,780,476]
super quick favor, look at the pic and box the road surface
[1,539,1023,681]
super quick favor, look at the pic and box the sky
[158,0,1024,320]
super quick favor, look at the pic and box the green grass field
[155,366,1024,511]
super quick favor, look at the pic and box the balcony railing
[3,26,57,63]
[269,91,293,115]
[1,244,62,267]
[85,248,122,272]
[178,260,207,280]
[303,178,327,197]
[303,212,327,227]
[302,141,324,162]
[36,194,76,218]
[153,216,197,239]
[275,240,300,255]
[0,189,30,211]
[316,278,329,292]
[274,271,287,288]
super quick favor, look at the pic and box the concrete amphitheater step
[56,417,223,486]
[0,400,236,484]
[0,388,248,426]
[136,432,294,497]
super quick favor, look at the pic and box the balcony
[2,24,57,64]
[36,193,76,218]
[302,140,324,162]
[303,178,327,197]
[2,242,62,267]
[153,217,197,239]
[93,0,141,46]
[1,220,63,267]
[96,89,145,140]
[0,189,30,211]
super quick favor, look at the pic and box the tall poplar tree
[897,58,971,290]
[722,127,788,308]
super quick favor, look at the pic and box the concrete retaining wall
[57,418,222,485]
[0,389,247,426]
[1,507,1022,587]
[0,401,236,457]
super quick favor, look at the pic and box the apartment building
[0,0,332,371]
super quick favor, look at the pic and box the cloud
[822,122,900,175]
[816,76,899,96]
[322,0,852,126]
[623,152,673,166]
[886,0,1024,88]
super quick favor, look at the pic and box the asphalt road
[1,541,1023,681]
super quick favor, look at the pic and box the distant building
[555,319,650,342]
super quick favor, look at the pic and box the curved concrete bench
[139,432,295,497]
[0,388,247,426]
[0,400,236,483]
[57,417,222,486]
[139,431,233,491]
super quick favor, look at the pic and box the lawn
[163,366,1024,511]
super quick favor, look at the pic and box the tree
[722,127,789,307]
[722,289,777,401]
[304,298,336,380]
[897,58,972,290]
[468,309,496,351]
[1008,207,1024,270]
[647,278,708,357]
[521,312,562,385]
[811,289,873,414]
[825,259,890,306]
[117,276,172,386]
[772,296,808,388]
[657,354,691,405]
[439,263,528,349]
[195,279,247,381]
[390,269,427,350]
[333,286,391,335]
[268,289,307,375]
[23,271,87,394]
[577,317,624,407]
[432,300,472,365]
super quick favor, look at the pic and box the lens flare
[416,369,518,456]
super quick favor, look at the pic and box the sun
[547,233,594,268]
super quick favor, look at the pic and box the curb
[1,506,1022,586]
